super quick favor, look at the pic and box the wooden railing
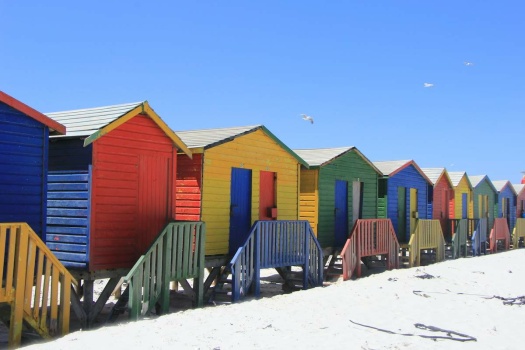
[230,220,323,302]
[0,223,77,348]
[125,221,205,320]
[489,218,510,253]
[408,220,445,267]
[472,218,488,256]
[512,218,525,249]
[341,219,400,281]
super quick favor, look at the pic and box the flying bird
[300,114,314,124]
[464,61,474,66]
[423,83,434,88]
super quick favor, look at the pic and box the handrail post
[254,224,261,297]
[303,223,310,290]
[231,259,241,302]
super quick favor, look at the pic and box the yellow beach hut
[174,125,308,257]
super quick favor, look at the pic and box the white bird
[464,61,474,66]
[423,83,434,88]
[300,114,314,124]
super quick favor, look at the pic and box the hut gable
[447,171,473,219]
[0,91,65,135]
[513,183,525,218]
[0,91,66,239]
[421,168,454,232]
[469,175,498,224]
[46,101,191,157]
[421,168,453,188]
[373,160,431,243]
[175,125,306,255]
[492,180,517,229]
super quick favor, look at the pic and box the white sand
[22,249,525,350]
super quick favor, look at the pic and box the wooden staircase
[210,221,324,303]
[108,221,206,321]
[472,218,488,256]
[341,219,400,280]
[0,223,77,348]
[512,218,525,249]
[406,219,445,268]
[489,218,510,253]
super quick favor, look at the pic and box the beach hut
[0,91,77,345]
[372,160,432,243]
[45,101,192,272]
[447,171,474,220]
[513,183,525,219]
[293,147,382,251]
[175,125,308,256]
[512,183,525,248]
[0,91,66,238]
[467,175,498,255]
[468,175,498,228]
[491,180,517,232]
[421,168,454,238]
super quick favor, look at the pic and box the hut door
[229,168,252,255]
[138,155,170,252]
[334,180,348,247]
[440,188,449,238]
[448,189,455,219]
[352,181,363,228]
[503,197,511,228]
[462,193,468,219]
[397,187,407,242]
[409,188,418,240]
[259,171,276,220]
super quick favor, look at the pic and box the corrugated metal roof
[372,160,411,176]
[292,147,355,167]
[421,167,446,185]
[512,183,524,195]
[447,171,467,187]
[468,175,498,193]
[175,125,261,148]
[175,124,308,167]
[46,101,143,137]
[468,175,486,188]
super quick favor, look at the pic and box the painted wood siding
[497,187,516,231]
[472,180,496,230]
[432,176,452,234]
[176,153,202,221]
[201,129,300,255]
[453,178,472,219]
[316,150,379,248]
[377,179,387,218]
[90,115,176,270]
[517,191,525,218]
[0,102,48,239]
[386,165,429,239]
[46,170,91,269]
[299,169,318,234]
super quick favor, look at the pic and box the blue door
[229,168,252,255]
[462,193,468,219]
[334,180,348,247]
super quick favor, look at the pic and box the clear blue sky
[1,1,524,183]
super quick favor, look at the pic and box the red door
[138,154,171,252]
[259,171,276,220]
